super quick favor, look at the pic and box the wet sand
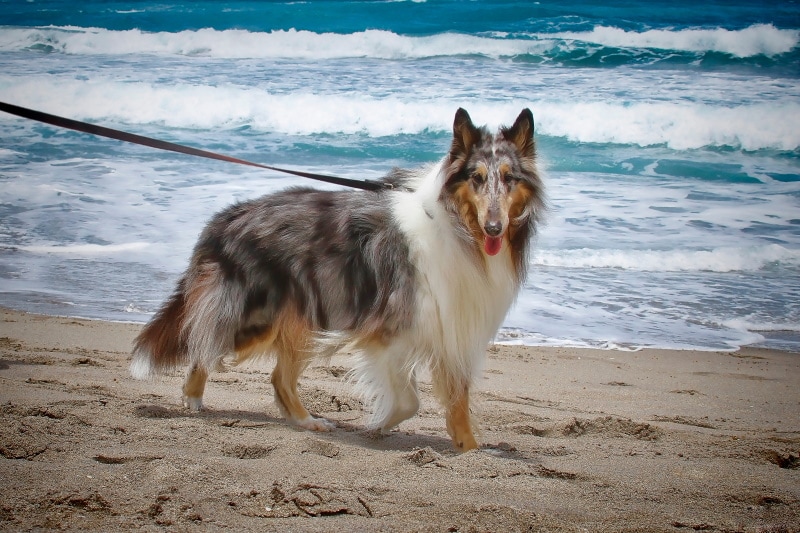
[1,307,798,531]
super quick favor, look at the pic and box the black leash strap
[0,101,387,192]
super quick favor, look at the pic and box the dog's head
[441,108,544,275]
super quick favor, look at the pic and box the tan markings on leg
[446,387,478,452]
[433,369,478,451]
[270,306,334,431]
[182,364,209,411]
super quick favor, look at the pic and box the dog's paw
[296,415,336,432]
[182,395,204,411]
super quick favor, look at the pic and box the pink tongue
[484,236,503,256]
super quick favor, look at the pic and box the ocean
[1,1,798,352]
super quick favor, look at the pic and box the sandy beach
[0,306,797,532]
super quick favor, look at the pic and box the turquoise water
[1,1,798,350]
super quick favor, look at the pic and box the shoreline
[1,307,798,531]
[2,304,797,355]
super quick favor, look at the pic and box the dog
[130,108,544,451]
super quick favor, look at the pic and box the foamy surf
[545,23,799,58]
[1,24,796,60]
[1,76,798,151]
[18,242,151,255]
[533,245,800,273]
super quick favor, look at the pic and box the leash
[0,101,389,192]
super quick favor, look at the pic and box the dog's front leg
[445,385,478,451]
[432,370,479,451]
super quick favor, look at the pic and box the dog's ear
[502,108,535,159]
[450,108,480,159]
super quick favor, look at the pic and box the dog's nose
[484,220,503,237]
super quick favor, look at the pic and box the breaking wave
[533,245,800,273]
[0,24,796,60]
[2,76,798,150]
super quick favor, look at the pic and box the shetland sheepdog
[130,108,544,451]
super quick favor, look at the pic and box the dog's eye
[470,173,485,185]
[503,174,520,186]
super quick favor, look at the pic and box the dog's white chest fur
[391,166,519,378]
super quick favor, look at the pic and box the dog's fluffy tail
[130,280,189,379]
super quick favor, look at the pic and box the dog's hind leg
[182,363,209,411]
[271,352,335,431]
[178,261,241,410]
[270,311,335,432]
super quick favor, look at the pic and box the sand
[0,306,798,532]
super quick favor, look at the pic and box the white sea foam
[2,24,795,60]
[536,100,800,151]
[0,148,25,158]
[19,242,150,255]
[1,75,798,151]
[0,26,549,59]
[722,317,800,333]
[533,245,800,273]
[547,23,800,58]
